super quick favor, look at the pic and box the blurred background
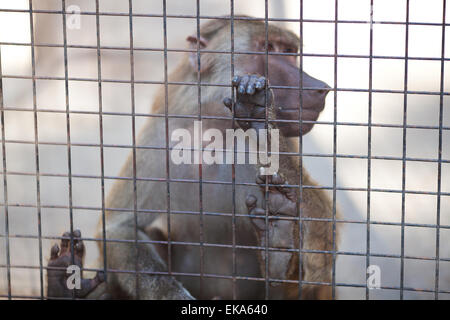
[0,0,449,299]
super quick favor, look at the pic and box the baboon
[47,17,337,300]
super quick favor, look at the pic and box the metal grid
[0,0,448,300]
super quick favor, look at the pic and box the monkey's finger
[238,75,250,94]
[252,208,266,216]
[256,173,278,186]
[50,244,60,259]
[255,77,266,90]
[60,231,71,254]
[96,271,106,283]
[271,172,285,185]
[74,239,85,256]
[246,76,258,95]
[73,229,81,238]
[270,174,297,200]
[223,97,233,110]
[246,196,266,217]
[245,194,257,212]
[251,87,274,107]
[279,187,297,202]
[73,229,82,245]
[255,173,267,185]
[256,172,291,198]
[71,229,86,257]
[232,75,240,87]
[246,196,266,231]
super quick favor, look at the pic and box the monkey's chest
[170,216,264,299]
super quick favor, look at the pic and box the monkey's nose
[314,85,331,99]
[302,72,331,100]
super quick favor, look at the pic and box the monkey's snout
[316,88,330,98]
[314,84,331,100]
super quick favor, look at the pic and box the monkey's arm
[222,75,300,298]
[47,227,194,299]
[246,170,335,300]
[102,222,194,299]
[245,172,300,299]
[223,75,333,300]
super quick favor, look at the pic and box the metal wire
[0,8,449,27]
[365,0,374,300]
[264,0,270,300]
[229,0,237,300]
[127,0,140,299]
[0,1,448,300]
[435,0,447,300]
[297,0,305,300]
[61,0,76,300]
[400,0,411,300]
[162,0,172,279]
[0,33,12,300]
[95,0,108,286]
[27,0,44,299]
[331,0,338,300]
[195,0,205,299]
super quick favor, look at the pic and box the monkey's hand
[47,230,105,299]
[223,75,274,131]
[246,172,297,237]
[245,172,299,285]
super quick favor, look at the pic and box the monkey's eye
[284,47,297,54]
[266,42,275,52]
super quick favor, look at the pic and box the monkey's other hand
[245,172,298,241]
[255,172,297,217]
[47,230,105,299]
[246,192,297,253]
[246,191,298,285]
[223,74,274,130]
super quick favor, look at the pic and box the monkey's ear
[186,35,212,73]
[186,35,208,48]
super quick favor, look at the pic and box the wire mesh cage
[0,0,449,300]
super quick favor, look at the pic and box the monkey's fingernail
[223,97,232,108]
[232,76,240,86]
[272,172,282,183]
[247,86,255,95]
[238,86,245,94]
[257,78,266,88]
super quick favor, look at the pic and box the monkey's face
[188,21,329,136]
[246,39,330,136]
